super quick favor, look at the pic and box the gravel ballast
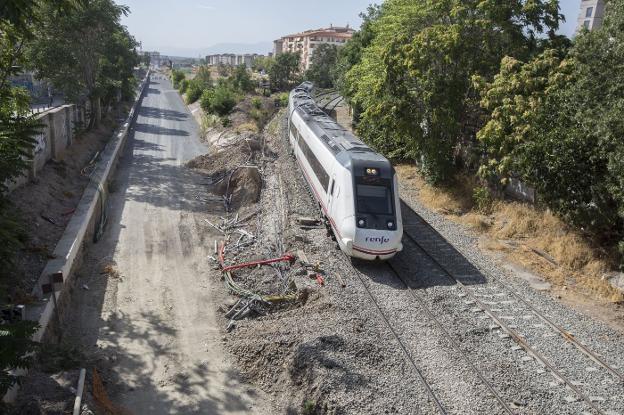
[209,110,624,414]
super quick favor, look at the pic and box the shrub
[171,70,185,89]
[186,79,207,104]
[221,117,231,127]
[178,79,189,94]
[251,97,262,109]
[250,108,269,129]
[230,64,254,93]
[200,84,238,117]
[199,113,220,137]
[277,92,289,107]
[199,88,214,113]
[472,186,493,214]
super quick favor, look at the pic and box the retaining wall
[7,96,102,193]
[2,71,150,403]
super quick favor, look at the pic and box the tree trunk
[88,97,101,129]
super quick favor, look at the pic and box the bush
[221,117,231,127]
[171,70,185,89]
[250,108,269,129]
[200,84,238,117]
[186,78,207,104]
[178,79,189,94]
[276,92,289,107]
[199,113,220,137]
[251,97,262,109]
[472,186,493,214]
[230,64,254,93]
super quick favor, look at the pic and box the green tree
[0,0,80,395]
[230,64,254,93]
[171,69,185,88]
[200,82,238,116]
[268,52,300,91]
[27,0,137,128]
[305,43,338,88]
[252,56,273,73]
[478,1,624,252]
[343,0,562,183]
[195,65,212,84]
[334,5,381,101]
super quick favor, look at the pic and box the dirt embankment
[8,104,132,304]
[185,110,431,414]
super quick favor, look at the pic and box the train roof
[290,83,390,169]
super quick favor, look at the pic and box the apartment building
[273,25,355,70]
[577,0,606,32]
[205,53,263,68]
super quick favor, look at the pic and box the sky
[119,0,584,57]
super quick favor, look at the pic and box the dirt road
[65,77,271,414]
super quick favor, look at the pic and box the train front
[345,159,403,260]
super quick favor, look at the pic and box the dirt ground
[184,109,439,414]
[7,104,131,305]
[19,76,271,415]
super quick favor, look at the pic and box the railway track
[394,202,624,414]
[352,269,448,414]
[343,202,624,414]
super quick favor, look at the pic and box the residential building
[205,53,264,68]
[274,25,355,70]
[577,0,606,32]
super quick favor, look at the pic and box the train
[287,82,403,260]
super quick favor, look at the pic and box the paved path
[67,77,271,414]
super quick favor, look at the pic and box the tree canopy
[305,43,338,88]
[477,0,624,248]
[268,52,300,91]
[27,0,138,127]
[343,0,563,183]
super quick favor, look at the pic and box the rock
[604,272,624,292]
[296,217,320,226]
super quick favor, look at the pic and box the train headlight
[357,218,366,228]
[387,221,395,229]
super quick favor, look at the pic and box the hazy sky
[119,0,583,56]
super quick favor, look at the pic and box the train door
[326,174,338,238]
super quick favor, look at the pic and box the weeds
[302,400,316,415]
[396,164,624,303]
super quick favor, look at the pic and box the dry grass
[235,122,259,134]
[396,164,624,304]
[395,165,475,214]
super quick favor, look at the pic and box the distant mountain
[158,42,273,58]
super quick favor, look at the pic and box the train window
[330,180,335,196]
[356,184,393,215]
[298,132,330,191]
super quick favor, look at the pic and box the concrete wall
[6,104,81,193]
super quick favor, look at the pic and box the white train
[288,82,403,260]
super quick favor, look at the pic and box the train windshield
[356,184,393,215]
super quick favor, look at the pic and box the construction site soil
[187,111,438,414]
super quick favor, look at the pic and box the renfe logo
[365,236,390,245]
